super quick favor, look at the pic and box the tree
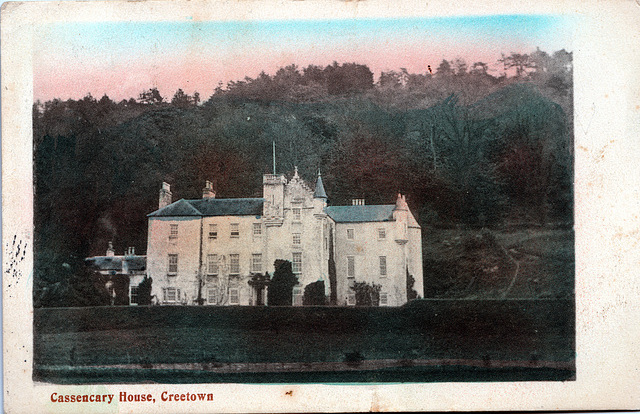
[138,87,164,105]
[406,270,419,301]
[529,47,551,79]
[470,62,489,76]
[499,53,533,78]
[328,230,337,305]
[453,58,468,76]
[377,71,402,89]
[267,260,299,306]
[136,275,153,305]
[435,60,455,77]
[323,62,374,95]
[171,89,193,108]
[303,280,326,305]
[351,281,381,306]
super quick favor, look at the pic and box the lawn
[34,299,574,383]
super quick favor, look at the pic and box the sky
[33,14,574,102]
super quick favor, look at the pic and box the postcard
[2,0,640,412]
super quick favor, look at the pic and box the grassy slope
[422,227,574,299]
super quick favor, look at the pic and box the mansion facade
[146,169,423,306]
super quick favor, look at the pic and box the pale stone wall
[332,208,423,306]
[200,215,264,306]
[333,221,408,306]
[147,216,201,304]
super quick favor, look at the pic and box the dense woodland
[33,49,573,307]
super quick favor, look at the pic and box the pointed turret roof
[314,170,327,199]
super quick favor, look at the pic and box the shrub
[303,280,326,306]
[137,276,153,305]
[351,281,381,306]
[267,260,299,306]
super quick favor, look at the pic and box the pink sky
[33,16,572,102]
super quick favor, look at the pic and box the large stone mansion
[144,168,423,306]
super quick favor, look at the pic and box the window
[229,288,239,305]
[130,286,139,305]
[163,287,179,303]
[253,223,262,236]
[379,256,387,277]
[378,228,386,240]
[169,224,178,239]
[292,286,303,306]
[207,288,218,305]
[347,292,356,306]
[292,233,301,245]
[292,208,301,221]
[252,253,262,273]
[229,254,240,275]
[292,252,302,274]
[209,224,218,240]
[168,254,178,274]
[380,292,388,306]
[230,223,240,238]
[346,228,354,240]
[347,256,355,278]
[207,254,218,275]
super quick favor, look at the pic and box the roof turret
[313,170,327,199]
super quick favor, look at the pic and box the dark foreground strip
[38,358,573,374]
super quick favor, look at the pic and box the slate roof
[85,256,147,272]
[325,205,396,223]
[148,198,265,217]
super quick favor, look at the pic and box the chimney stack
[106,241,115,257]
[127,247,135,256]
[351,198,365,206]
[159,182,172,209]
[202,180,216,199]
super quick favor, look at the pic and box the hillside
[33,62,573,307]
